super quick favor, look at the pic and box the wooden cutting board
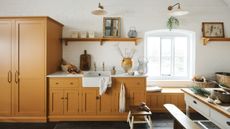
[80,50,91,71]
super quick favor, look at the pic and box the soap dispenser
[111,66,116,75]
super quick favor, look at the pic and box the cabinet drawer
[125,78,146,90]
[49,78,81,88]
[185,95,210,118]
[112,77,146,90]
[210,109,230,129]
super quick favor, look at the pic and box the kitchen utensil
[80,50,91,71]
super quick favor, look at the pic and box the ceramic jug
[121,58,133,73]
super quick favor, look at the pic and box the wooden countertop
[182,88,230,118]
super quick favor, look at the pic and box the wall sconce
[168,3,189,16]
[91,3,107,16]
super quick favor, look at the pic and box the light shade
[168,3,189,16]
[91,3,107,15]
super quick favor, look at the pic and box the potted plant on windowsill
[167,16,179,31]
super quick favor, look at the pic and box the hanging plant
[167,16,180,31]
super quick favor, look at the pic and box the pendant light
[91,3,107,15]
[168,3,189,16]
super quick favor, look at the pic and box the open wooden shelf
[202,37,230,45]
[62,37,142,46]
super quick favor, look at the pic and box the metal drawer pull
[193,100,197,104]
[15,71,19,84]
[8,71,12,83]
[227,121,230,126]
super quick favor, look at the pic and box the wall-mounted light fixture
[91,3,107,16]
[168,3,189,16]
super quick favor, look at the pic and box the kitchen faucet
[102,62,105,71]
[94,62,96,71]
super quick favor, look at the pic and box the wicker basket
[216,72,230,88]
[192,81,217,88]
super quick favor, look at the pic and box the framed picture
[103,17,121,37]
[202,22,225,38]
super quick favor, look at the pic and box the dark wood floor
[0,113,218,129]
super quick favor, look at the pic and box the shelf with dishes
[62,37,142,46]
[202,37,230,45]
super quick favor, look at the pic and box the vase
[137,58,148,75]
[128,27,137,38]
[121,58,133,73]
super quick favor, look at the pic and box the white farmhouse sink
[82,71,111,87]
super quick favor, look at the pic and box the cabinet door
[49,89,64,115]
[0,20,13,116]
[97,88,114,114]
[81,88,97,115]
[64,89,80,115]
[126,91,146,111]
[13,20,46,115]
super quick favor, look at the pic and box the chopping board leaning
[80,50,91,71]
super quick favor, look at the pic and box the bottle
[111,66,116,75]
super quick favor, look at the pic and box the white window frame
[144,29,195,81]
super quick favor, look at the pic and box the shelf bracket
[64,41,68,46]
[202,38,209,46]
[100,39,103,46]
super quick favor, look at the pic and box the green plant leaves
[167,16,180,31]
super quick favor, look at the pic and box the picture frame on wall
[103,17,121,37]
[202,22,225,38]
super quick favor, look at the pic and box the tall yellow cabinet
[0,17,63,122]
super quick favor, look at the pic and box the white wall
[1,0,230,79]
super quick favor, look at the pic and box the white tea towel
[99,77,112,96]
[119,82,126,112]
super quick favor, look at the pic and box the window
[145,30,195,80]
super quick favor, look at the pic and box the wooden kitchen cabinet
[81,88,97,115]
[146,89,186,112]
[0,17,63,122]
[97,88,119,114]
[49,78,81,116]
[49,89,80,115]
[0,20,13,116]
[112,77,147,112]
[48,77,146,121]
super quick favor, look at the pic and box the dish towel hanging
[99,77,112,96]
[119,82,126,113]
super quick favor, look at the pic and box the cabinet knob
[56,82,59,85]
[136,82,140,85]
[193,100,197,104]
[96,96,100,99]
[61,97,64,100]
[65,97,68,100]
[70,82,73,85]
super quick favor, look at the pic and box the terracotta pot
[121,58,133,73]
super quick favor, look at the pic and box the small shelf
[202,37,230,45]
[62,37,142,46]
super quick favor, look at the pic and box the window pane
[174,37,188,76]
[147,37,160,76]
[161,38,172,76]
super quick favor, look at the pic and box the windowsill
[147,80,193,88]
